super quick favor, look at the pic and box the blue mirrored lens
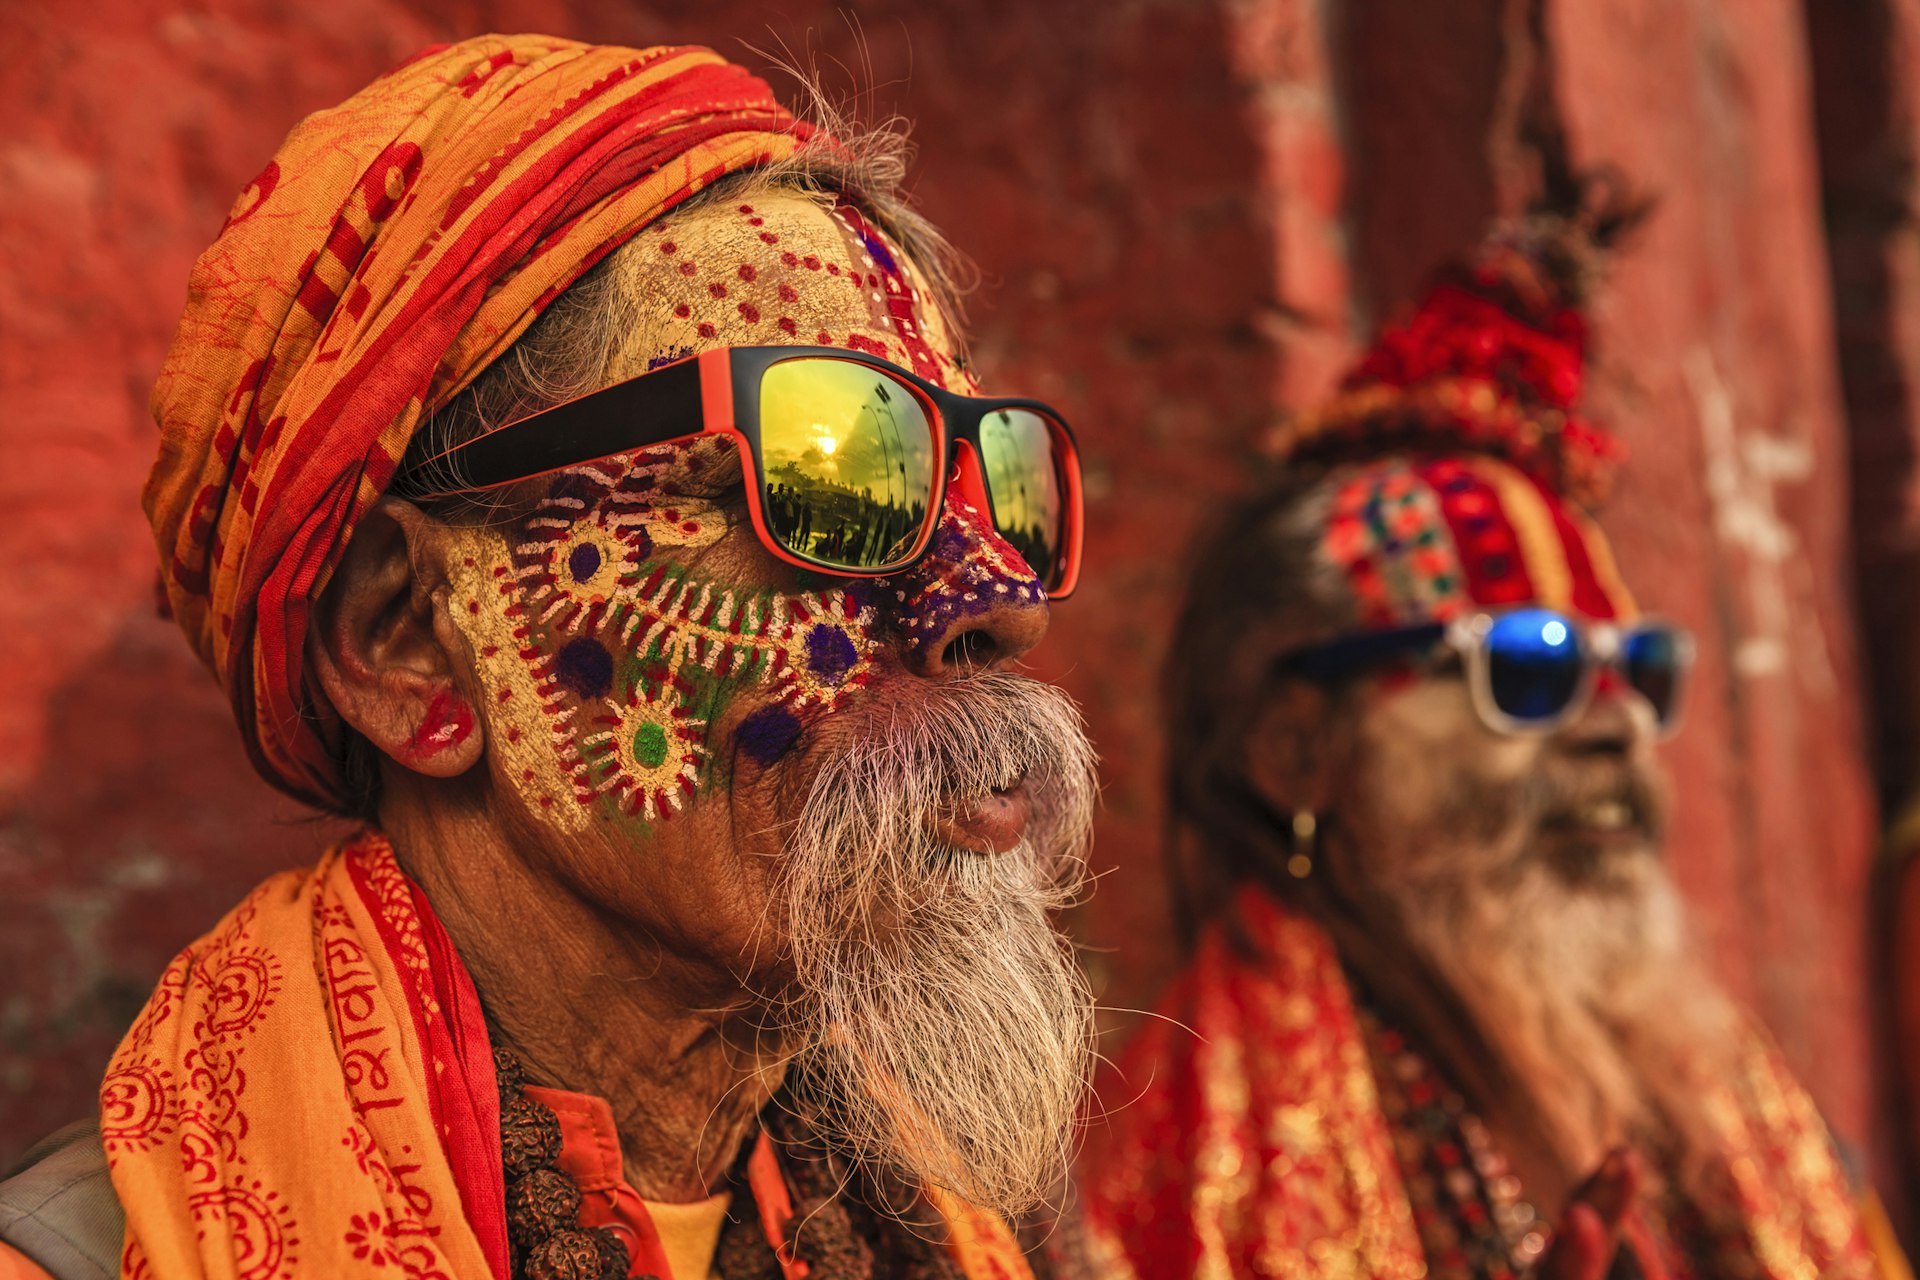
[1622,625,1683,726]
[1484,608,1584,721]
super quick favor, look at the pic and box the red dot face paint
[621,193,966,393]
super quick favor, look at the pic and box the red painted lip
[933,781,1032,855]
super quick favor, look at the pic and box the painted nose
[888,475,1050,678]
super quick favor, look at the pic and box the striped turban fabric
[1267,211,1638,630]
[144,34,813,808]
[1319,453,1637,629]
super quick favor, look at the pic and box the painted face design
[892,498,1046,660]
[443,189,1048,834]
[449,441,882,831]
[616,194,967,389]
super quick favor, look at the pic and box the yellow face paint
[449,444,885,829]
[605,190,964,388]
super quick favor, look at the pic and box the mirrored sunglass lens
[1484,609,1584,722]
[978,408,1066,586]
[1623,625,1685,726]
[757,359,936,571]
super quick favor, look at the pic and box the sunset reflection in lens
[759,359,936,570]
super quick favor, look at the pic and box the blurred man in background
[1085,200,1901,1280]
[0,34,1098,1280]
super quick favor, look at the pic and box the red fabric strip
[344,838,510,1279]
[1530,468,1618,620]
[411,879,512,1279]
[748,1131,811,1280]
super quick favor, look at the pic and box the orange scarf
[101,834,509,1278]
[1083,885,1881,1280]
[99,833,1034,1280]
[144,35,812,808]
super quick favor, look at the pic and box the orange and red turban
[144,34,814,808]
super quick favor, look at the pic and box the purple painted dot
[567,541,601,583]
[554,637,613,699]
[931,524,967,560]
[805,625,859,680]
[736,704,804,766]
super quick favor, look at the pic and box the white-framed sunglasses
[1277,605,1696,738]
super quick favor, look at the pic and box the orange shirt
[527,1085,801,1280]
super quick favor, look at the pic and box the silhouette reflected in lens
[759,359,937,570]
[979,408,1065,585]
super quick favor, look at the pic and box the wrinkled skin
[309,189,1087,1206]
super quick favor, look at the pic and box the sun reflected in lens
[759,359,937,570]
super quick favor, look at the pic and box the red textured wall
[0,0,1900,1217]
[1806,0,1920,1213]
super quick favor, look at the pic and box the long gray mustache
[782,670,1099,906]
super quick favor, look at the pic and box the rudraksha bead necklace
[495,1046,630,1280]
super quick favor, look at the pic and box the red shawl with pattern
[1083,885,1883,1280]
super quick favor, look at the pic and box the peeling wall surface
[1,0,1909,1219]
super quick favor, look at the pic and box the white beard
[1378,842,1739,1176]
[773,671,1097,1218]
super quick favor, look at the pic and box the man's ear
[1244,678,1340,815]
[308,497,485,779]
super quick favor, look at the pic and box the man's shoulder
[0,1119,122,1280]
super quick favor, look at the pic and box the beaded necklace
[1357,1009,1549,1280]
[495,1047,631,1280]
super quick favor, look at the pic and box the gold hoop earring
[1286,809,1318,879]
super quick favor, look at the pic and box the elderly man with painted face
[0,36,1099,1280]
[1083,209,1898,1279]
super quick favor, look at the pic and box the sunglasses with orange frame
[398,345,1084,597]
